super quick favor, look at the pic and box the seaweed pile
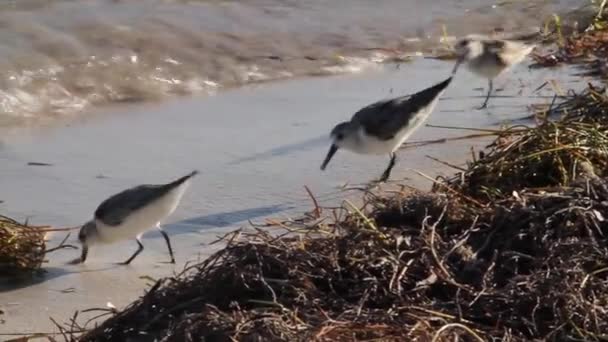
[70,86,608,342]
[71,183,608,341]
[0,215,46,276]
[440,84,608,202]
[533,4,608,77]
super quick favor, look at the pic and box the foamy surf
[0,0,578,126]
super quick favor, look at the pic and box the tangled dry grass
[0,215,47,276]
[533,3,608,78]
[48,12,608,336]
[61,85,608,342]
[68,179,608,341]
[440,84,608,202]
[8,6,608,342]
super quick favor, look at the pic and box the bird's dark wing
[481,40,509,66]
[94,184,171,226]
[94,170,198,226]
[352,77,452,140]
[351,96,411,140]
[482,40,506,53]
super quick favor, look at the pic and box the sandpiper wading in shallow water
[452,36,535,109]
[71,171,198,265]
[320,76,452,183]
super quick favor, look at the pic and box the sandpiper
[320,77,452,182]
[452,36,535,109]
[71,170,198,265]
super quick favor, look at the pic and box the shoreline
[0,54,585,336]
[67,74,608,341]
[2,1,608,339]
[0,0,584,128]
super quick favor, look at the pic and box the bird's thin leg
[157,224,175,264]
[119,238,144,265]
[379,153,397,183]
[478,79,493,109]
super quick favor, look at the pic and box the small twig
[424,124,512,133]
[304,185,322,219]
[343,200,389,240]
[27,162,53,166]
[400,132,498,150]
[580,266,608,290]
[442,215,477,262]
[45,233,78,254]
[597,0,607,20]
[424,206,474,293]
[409,169,485,207]
[427,207,451,280]
[37,226,80,233]
[425,155,467,171]
[404,306,461,322]
[431,323,486,342]
[533,81,549,93]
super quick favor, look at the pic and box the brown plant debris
[68,181,608,341]
[57,84,608,341]
[0,215,46,275]
[439,83,608,202]
[532,7,608,77]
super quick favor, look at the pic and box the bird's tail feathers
[167,170,199,188]
[412,76,453,101]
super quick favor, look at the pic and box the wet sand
[0,58,583,336]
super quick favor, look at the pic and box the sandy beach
[0,56,584,336]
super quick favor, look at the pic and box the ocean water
[0,0,579,125]
[0,1,588,334]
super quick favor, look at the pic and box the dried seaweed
[532,5,608,78]
[440,84,608,202]
[67,178,608,341]
[52,69,608,342]
[42,81,608,342]
[0,215,46,275]
[0,216,77,279]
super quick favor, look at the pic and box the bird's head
[320,121,358,171]
[78,220,99,243]
[452,37,484,74]
[70,220,98,264]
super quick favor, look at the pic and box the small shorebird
[320,77,452,182]
[452,36,535,109]
[71,171,198,265]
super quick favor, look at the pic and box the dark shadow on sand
[152,204,291,238]
[228,135,328,165]
[0,265,117,293]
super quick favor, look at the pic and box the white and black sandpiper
[320,76,452,183]
[452,36,535,109]
[71,170,198,265]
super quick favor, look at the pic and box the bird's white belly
[96,185,187,243]
[356,130,398,154]
[467,59,504,79]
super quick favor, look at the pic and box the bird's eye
[336,133,344,140]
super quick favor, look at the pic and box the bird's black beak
[80,244,88,263]
[452,55,464,75]
[320,144,338,170]
[69,244,88,265]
